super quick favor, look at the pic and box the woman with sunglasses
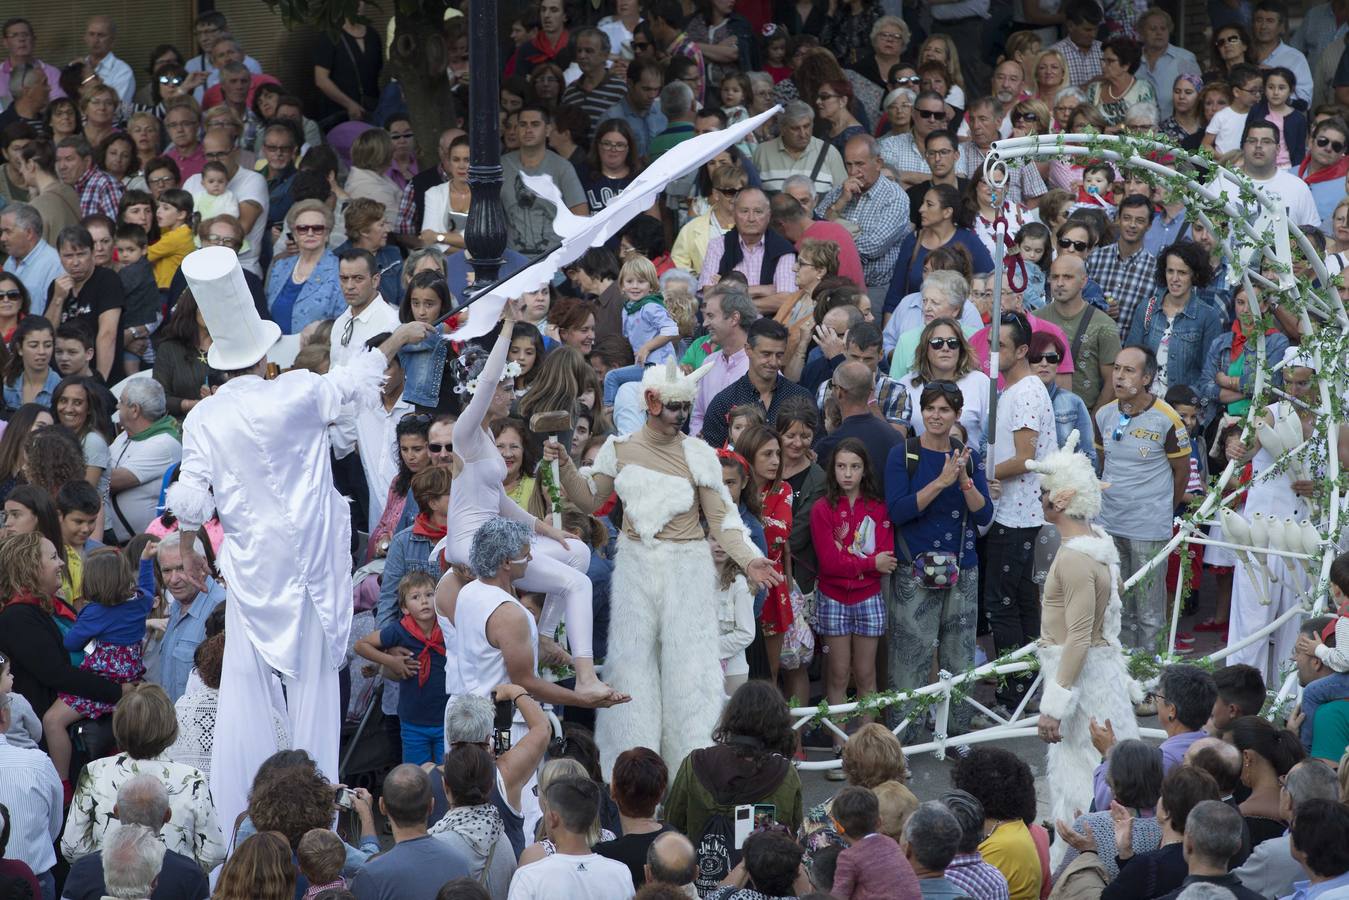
[0,272,29,346]
[815,80,867,153]
[1029,331,1096,467]
[1299,117,1349,227]
[383,113,419,192]
[884,379,992,739]
[897,317,990,452]
[672,164,747,276]
[265,200,345,335]
[1204,24,1254,84]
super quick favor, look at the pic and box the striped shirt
[560,75,630,140]
[1050,37,1104,86]
[0,734,63,875]
[753,136,848,197]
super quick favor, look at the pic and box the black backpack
[903,434,975,480]
[693,805,739,896]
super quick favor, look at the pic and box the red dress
[759,481,793,636]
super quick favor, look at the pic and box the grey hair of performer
[469,518,533,579]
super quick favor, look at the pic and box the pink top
[810,495,894,604]
[801,219,867,291]
[967,314,1076,388]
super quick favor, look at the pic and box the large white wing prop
[447,105,782,341]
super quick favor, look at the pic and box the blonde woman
[671,164,746,275]
[1033,48,1070,106]
[916,35,966,110]
[778,238,840,361]
[344,128,401,230]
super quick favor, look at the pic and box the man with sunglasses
[1090,345,1190,653]
[1299,117,1349,227]
[880,90,949,188]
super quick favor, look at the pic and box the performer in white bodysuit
[439,305,613,700]
[1029,432,1141,860]
[547,361,781,774]
[165,247,434,829]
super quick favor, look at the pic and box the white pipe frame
[792,132,1348,766]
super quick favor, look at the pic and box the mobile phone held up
[494,698,514,752]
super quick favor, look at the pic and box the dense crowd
[1,1,1349,899]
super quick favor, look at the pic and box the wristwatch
[435,232,447,244]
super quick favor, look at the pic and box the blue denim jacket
[1048,383,1097,468]
[1198,330,1289,418]
[265,251,346,332]
[3,367,62,410]
[398,327,449,408]
[376,525,440,629]
[1125,291,1224,399]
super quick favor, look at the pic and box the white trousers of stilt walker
[211,596,340,834]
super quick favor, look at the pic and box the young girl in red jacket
[810,437,898,764]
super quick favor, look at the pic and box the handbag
[895,438,971,589]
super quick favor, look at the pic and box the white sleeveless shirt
[454,580,538,697]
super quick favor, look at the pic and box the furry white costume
[557,362,765,775]
[1028,433,1141,860]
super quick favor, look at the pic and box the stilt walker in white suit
[165,247,433,829]
[545,361,782,775]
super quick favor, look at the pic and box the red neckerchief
[1228,317,1277,362]
[412,512,447,542]
[1298,154,1349,185]
[400,615,445,688]
[526,30,570,66]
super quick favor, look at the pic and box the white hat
[1282,346,1317,372]
[182,246,281,371]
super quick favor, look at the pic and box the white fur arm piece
[578,435,621,494]
[1040,677,1078,722]
[322,348,388,411]
[164,480,213,536]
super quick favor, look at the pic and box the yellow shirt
[148,225,196,288]
[979,819,1043,900]
[63,545,85,605]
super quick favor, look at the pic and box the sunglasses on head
[927,337,961,350]
[1060,238,1091,252]
[916,108,947,120]
[889,75,920,86]
[401,412,433,424]
[924,380,964,401]
[1316,135,1347,153]
[1030,352,1061,364]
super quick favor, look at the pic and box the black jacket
[0,602,121,717]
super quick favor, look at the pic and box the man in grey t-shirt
[350,765,468,900]
[1092,345,1190,653]
[501,105,589,256]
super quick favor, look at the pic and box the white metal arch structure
[792,132,1349,769]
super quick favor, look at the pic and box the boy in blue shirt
[355,571,448,765]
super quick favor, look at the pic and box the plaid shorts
[814,590,886,637]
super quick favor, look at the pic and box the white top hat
[182,246,281,371]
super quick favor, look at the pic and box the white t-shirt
[1250,169,1322,229]
[183,167,269,275]
[107,431,183,542]
[1205,105,1249,154]
[991,372,1057,529]
[507,852,635,900]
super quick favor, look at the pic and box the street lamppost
[463,0,507,288]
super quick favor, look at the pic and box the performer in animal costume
[1029,431,1142,859]
[165,247,434,828]
[546,360,781,774]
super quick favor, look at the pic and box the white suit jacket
[167,349,386,677]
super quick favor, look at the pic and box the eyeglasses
[0,289,23,301]
[158,75,184,86]
[204,150,231,160]
[1113,411,1134,442]
[428,443,451,454]
[599,140,629,151]
[1029,352,1061,364]
[1316,135,1347,153]
[1013,112,1039,124]
[1060,238,1091,252]
[1236,84,1264,96]
[816,93,840,102]
[147,174,176,186]
[876,31,904,41]
[916,108,947,120]
[926,147,955,157]
[263,143,296,154]
[294,223,327,235]
[1244,136,1276,146]
[927,337,961,350]
[205,233,239,247]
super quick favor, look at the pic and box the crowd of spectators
[1,1,1349,899]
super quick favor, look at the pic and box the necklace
[1105,76,1133,102]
